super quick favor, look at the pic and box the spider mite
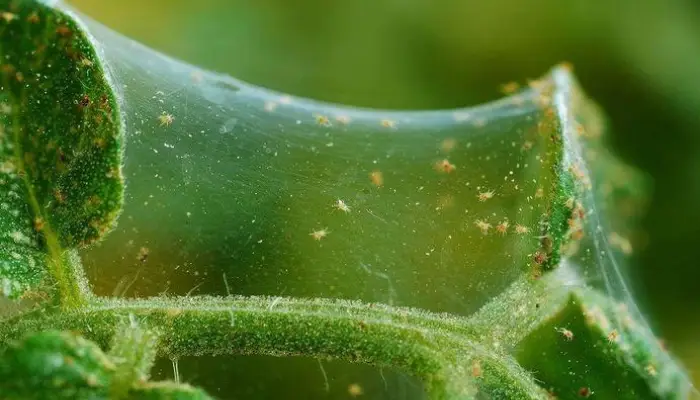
[434,159,456,173]
[471,360,482,378]
[78,94,90,109]
[556,327,574,341]
[137,247,150,263]
[314,114,331,126]
[380,119,396,128]
[370,170,384,187]
[348,383,364,397]
[500,81,520,94]
[533,251,548,265]
[80,57,94,67]
[334,199,350,213]
[475,219,491,235]
[645,364,657,377]
[56,25,73,38]
[33,217,45,232]
[495,220,509,235]
[158,112,174,127]
[310,228,329,241]
[1,12,16,23]
[477,190,495,202]
[515,224,529,234]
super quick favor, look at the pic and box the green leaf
[0,330,114,399]
[130,382,214,400]
[0,1,694,399]
[0,329,214,400]
[515,289,691,400]
[108,316,160,398]
[468,264,692,400]
[0,0,123,300]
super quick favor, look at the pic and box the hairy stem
[0,293,549,399]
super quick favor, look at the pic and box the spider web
[74,10,553,317]
[58,3,695,397]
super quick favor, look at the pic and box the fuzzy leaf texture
[0,0,696,399]
[0,0,123,301]
[0,328,213,399]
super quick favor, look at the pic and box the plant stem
[0,294,548,399]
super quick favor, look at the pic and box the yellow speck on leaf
[496,220,509,235]
[645,364,657,377]
[315,114,331,126]
[500,81,520,94]
[158,112,174,127]
[348,383,364,397]
[434,159,456,173]
[370,171,383,187]
[1,12,16,23]
[137,247,150,263]
[477,190,495,202]
[471,360,482,378]
[557,327,574,341]
[380,119,396,128]
[310,229,329,241]
[334,199,351,213]
[515,224,529,234]
[475,219,491,235]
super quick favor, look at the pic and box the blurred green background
[68,0,700,392]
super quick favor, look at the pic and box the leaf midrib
[9,90,84,308]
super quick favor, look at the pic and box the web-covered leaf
[0,1,695,399]
[467,264,691,399]
[0,0,123,299]
[71,13,581,317]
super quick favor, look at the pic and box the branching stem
[0,294,548,399]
